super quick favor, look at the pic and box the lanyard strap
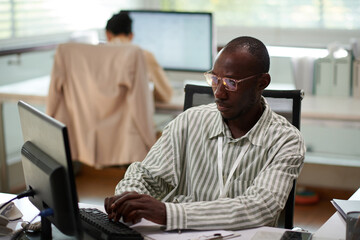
[217,136,250,198]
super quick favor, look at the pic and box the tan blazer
[108,38,173,103]
[46,42,156,168]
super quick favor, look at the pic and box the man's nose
[214,80,227,99]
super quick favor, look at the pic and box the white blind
[162,0,360,30]
[0,0,140,49]
[0,0,359,49]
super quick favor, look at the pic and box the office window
[160,0,360,30]
[1,0,359,49]
[0,0,140,49]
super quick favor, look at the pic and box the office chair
[46,42,156,168]
[183,84,304,229]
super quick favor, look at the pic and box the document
[331,198,360,220]
[131,219,239,240]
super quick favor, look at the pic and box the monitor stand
[23,219,78,240]
[23,222,96,240]
[41,216,51,239]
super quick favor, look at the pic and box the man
[105,36,305,231]
[105,11,173,103]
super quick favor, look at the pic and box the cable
[0,189,35,210]
[11,208,53,240]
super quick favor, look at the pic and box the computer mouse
[0,215,9,226]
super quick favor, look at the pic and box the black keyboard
[79,208,143,240]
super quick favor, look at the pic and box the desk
[4,188,359,240]
[0,192,288,240]
[313,187,360,240]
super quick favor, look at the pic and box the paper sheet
[131,219,238,240]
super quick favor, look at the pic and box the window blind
[0,0,140,49]
[161,0,360,30]
[0,0,359,50]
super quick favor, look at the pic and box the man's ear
[257,73,271,90]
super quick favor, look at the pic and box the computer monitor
[18,100,83,239]
[127,10,215,72]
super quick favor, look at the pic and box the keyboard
[79,208,143,240]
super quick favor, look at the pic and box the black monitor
[18,100,83,239]
[127,10,215,72]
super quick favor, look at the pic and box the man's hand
[104,191,166,225]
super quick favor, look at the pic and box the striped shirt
[115,97,305,231]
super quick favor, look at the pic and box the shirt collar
[208,104,225,139]
[208,97,271,146]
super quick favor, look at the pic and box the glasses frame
[204,71,264,91]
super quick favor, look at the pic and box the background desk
[0,77,51,192]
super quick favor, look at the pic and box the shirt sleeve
[114,113,184,199]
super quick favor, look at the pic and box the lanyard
[217,136,250,198]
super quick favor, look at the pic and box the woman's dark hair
[106,11,132,35]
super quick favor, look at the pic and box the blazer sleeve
[46,45,65,117]
[130,49,156,150]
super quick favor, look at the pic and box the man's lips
[215,100,231,111]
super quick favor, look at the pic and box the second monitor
[128,10,215,72]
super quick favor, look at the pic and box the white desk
[0,192,288,240]
[5,188,359,240]
[0,77,50,192]
[312,187,360,240]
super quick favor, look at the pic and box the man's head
[105,11,133,42]
[209,36,271,121]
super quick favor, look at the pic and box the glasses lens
[205,73,218,87]
[223,78,237,91]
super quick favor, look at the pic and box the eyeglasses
[204,71,264,92]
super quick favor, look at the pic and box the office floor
[75,164,353,234]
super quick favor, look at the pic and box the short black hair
[106,11,132,35]
[223,36,270,73]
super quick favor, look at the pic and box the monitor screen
[128,10,215,72]
[18,100,83,239]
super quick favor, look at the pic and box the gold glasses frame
[204,71,264,91]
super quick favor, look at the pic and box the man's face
[211,48,262,121]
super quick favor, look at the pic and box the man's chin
[219,110,243,121]
[219,111,233,120]
[216,104,240,120]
